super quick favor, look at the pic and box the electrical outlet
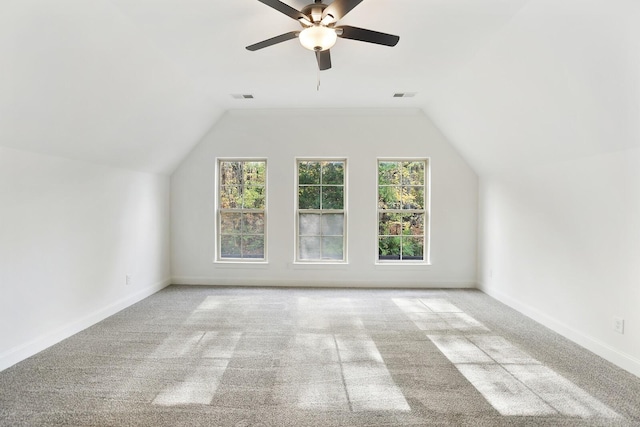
[126,275,132,286]
[613,317,624,334]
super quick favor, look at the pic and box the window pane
[218,160,266,262]
[322,236,343,260]
[221,235,241,258]
[300,213,321,235]
[379,236,401,259]
[242,235,264,258]
[297,159,347,263]
[299,186,320,209]
[322,162,344,185]
[322,186,344,209]
[378,160,427,263]
[322,213,344,236]
[402,161,425,185]
[378,162,400,185]
[244,185,265,209]
[242,213,264,234]
[300,236,321,260]
[379,212,403,236]
[299,161,320,185]
[402,187,424,210]
[403,213,424,236]
[378,186,401,209]
[220,186,242,209]
[220,162,243,186]
[220,212,242,234]
[402,236,424,260]
[244,162,265,184]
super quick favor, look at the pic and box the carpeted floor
[1,286,639,426]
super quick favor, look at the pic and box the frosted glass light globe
[299,25,337,51]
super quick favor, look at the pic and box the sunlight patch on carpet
[395,297,619,419]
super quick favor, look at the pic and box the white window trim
[375,158,431,265]
[215,158,268,263]
[294,158,348,264]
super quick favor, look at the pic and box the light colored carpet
[1,286,639,426]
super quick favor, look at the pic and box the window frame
[215,158,268,263]
[376,158,430,265]
[295,158,348,264]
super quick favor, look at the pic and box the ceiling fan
[246,0,399,71]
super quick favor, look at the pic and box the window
[377,160,428,262]
[296,160,346,262]
[217,160,266,261]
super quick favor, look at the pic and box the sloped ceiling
[1,0,638,174]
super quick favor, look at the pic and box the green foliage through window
[297,160,345,262]
[218,160,266,260]
[378,160,427,261]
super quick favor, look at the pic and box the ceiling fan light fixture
[299,25,337,51]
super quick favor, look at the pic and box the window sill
[375,261,432,268]
[213,260,269,268]
[289,262,349,270]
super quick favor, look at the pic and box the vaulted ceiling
[1,0,638,174]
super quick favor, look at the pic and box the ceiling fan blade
[315,49,332,71]
[322,0,364,21]
[246,31,299,51]
[336,25,399,47]
[257,0,307,21]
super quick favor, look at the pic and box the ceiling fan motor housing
[301,3,329,24]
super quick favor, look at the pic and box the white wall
[171,109,478,288]
[0,147,171,371]
[478,147,640,377]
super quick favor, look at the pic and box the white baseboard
[171,276,477,289]
[0,278,171,372]
[481,284,640,379]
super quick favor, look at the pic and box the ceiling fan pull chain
[317,68,321,91]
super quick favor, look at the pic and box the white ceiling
[1,0,638,174]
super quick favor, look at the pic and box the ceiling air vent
[393,92,417,98]
[231,94,254,99]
